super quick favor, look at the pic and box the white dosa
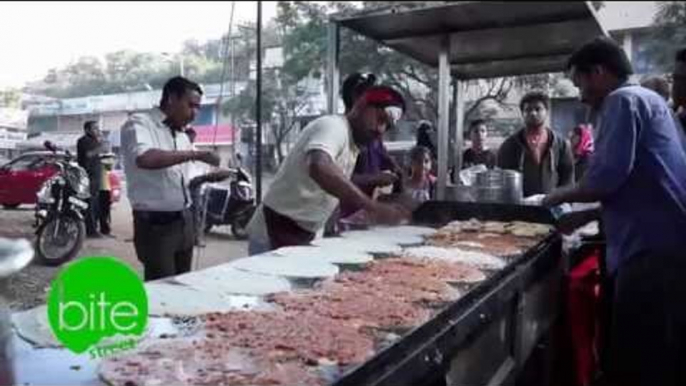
[229,255,339,279]
[172,265,291,296]
[145,283,256,317]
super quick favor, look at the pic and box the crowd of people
[111,35,686,386]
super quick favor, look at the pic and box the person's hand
[372,171,398,187]
[542,191,564,208]
[194,151,221,167]
[555,210,598,235]
[210,169,235,182]
[677,105,686,119]
[368,202,411,225]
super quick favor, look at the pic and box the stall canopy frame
[328,1,608,199]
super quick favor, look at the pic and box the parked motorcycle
[33,141,90,266]
[193,167,256,240]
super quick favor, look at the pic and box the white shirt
[247,115,359,243]
[120,108,197,212]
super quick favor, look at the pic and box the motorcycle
[193,167,256,240]
[33,141,90,266]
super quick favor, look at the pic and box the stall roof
[332,2,609,79]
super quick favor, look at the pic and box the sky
[0,1,278,89]
[0,1,657,91]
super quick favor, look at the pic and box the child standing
[405,146,436,203]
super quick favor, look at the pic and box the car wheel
[2,203,20,210]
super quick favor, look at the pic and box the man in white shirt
[121,76,231,281]
[247,85,410,255]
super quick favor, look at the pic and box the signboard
[193,124,239,146]
[0,129,27,149]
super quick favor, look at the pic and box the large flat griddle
[332,201,562,386]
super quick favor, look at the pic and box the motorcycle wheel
[231,207,255,240]
[35,214,85,267]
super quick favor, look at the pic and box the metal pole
[326,22,340,114]
[231,36,236,160]
[255,1,263,204]
[436,36,450,200]
[454,79,465,173]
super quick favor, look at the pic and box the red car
[0,151,121,209]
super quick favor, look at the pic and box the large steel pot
[0,238,34,385]
[474,170,523,204]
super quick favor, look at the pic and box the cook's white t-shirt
[247,115,359,244]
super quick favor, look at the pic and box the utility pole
[255,1,263,204]
[230,36,236,160]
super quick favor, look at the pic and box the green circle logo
[47,257,148,354]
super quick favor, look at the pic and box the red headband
[363,86,406,112]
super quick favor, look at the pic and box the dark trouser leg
[86,178,100,235]
[174,248,193,275]
[607,252,686,386]
[174,210,195,275]
[98,191,111,235]
[133,212,183,281]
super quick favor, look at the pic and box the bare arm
[558,139,575,187]
[136,149,198,170]
[543,183,605,207]
[136,146,220,170]
[351,172,397,189]
[555,207,602,235]
[189,169,234,191]
[307,150,376,211]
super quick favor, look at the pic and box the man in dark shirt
[544,37,686,386]
[463,119,497,169]
[76,120,104,238]
[498,92,575,197]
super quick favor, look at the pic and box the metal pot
[474,170,523,204]
[0,238,34,385]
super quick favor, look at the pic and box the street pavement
[0,180,252,311]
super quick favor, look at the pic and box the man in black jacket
[497,92,574,197]
[77,120,104,238]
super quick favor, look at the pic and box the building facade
[21,82,244,168]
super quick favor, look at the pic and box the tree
[23,19,268,98]
[646,2,686,73]
[224,68,313,164]
[277,0,573,128]
[224,9,314,165]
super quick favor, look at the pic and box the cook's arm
[308,150,376,212]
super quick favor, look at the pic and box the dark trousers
[133,210,195,281]
[98,191,111,235]
[86,179,100,236]
[606,251,686,386]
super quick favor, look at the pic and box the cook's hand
[556,210,598,235]
[194,151,221,167]
[372,171,398,187]
[368,202,411,225]
[208,169,235,182]
[542,191,564,208]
